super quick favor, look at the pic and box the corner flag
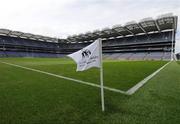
[67,38,105,111]
[67,39,101,71]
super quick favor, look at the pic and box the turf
[0,58,180,124]
[0,58,167,91]
[177,61,180,65]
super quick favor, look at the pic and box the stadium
[0,7,180,124]
[0,14,178,60]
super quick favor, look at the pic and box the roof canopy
[0,29,59,43]
[0,13,178,43]
[67,13,178,42]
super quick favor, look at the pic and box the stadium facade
[0,14,178,60]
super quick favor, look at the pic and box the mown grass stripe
[126,61,171,95]
[0,61,127,95]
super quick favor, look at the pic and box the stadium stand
[0,13,178,60]
[176,53,180,60]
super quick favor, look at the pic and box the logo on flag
[81,49,91,58]
[67,39,101,71]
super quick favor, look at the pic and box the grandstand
[0,13,178,60]
[176,53,180,60]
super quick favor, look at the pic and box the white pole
[171,29,174,61]
[99,38,105,112]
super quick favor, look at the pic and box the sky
[0,0,180,53]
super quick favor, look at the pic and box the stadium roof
[67,13,178,43]
[0,13,178,43]
[0,28,62,43]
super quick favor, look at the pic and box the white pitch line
[1,61,170,96]
[0,61,127,95]
[126,61,171,95]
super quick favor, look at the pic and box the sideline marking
[0,61,170,95]
[126,61,171,95]
[0,61,127,95]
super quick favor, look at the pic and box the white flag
[67,39,101,71]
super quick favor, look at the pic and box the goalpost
[171,17,177,61]
[171,29,175,61]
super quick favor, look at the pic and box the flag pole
[99,38,105,112]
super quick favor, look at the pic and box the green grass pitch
[0,58,180,124]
